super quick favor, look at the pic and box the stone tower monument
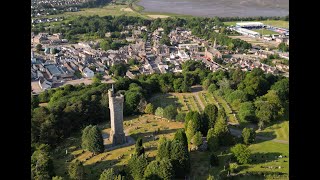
[108,85,126,145]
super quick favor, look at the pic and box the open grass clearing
[252,29,279,35]
[257,121,289,141]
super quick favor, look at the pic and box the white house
[83,67,94,78]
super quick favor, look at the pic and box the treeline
[218,15,289,22]
[31,83,111,151]
[32,15,151,40]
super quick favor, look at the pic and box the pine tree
[204,104,218,129]
[157,138,171,160]
[192,131,203,147]
[207,128,219,152]
[135,138,145,156]
[68,160,84,180]
[99,168,115,180]
[174,129,188,150]
[170,140,191,177]
[81,125,104,154]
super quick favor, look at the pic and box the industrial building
[236,22,265,29]
[234,27,260,37]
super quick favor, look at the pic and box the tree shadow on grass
[254,131,277,143]
[130,128,179,143]
[249,152,283,165]
[236,165,250,172]
[150,93,183,109]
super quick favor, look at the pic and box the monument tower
[108,85,126,145]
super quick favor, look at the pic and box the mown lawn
[253,29,279,35]
[257,121,289,141]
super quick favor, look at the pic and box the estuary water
[137,0,289,17]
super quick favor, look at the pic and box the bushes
[155,107,164,117]
[163,105,178,120]
[175,112,186,122]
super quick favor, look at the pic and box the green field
[243,140,289,176]
[192,139,288,179]
[63,4,145,18]
[224,20,289,29]
[253,29,279,35]
[42,2,193,24]
[257,121,289,141]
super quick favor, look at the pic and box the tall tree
[238,102,256,123]
[204,104,218,129]
[230,144,251,164]
[157,138,171,160]
[68,160,84,180]
[174,129,188,150]
[135,138,145,156]
[31,144,54,180]
[207,128,219,152]
[99,168,115,180]
[128,154,148,180]
[238,68,270,100]
[144,159,173,180]
[242,128,256,145]
[81,125,104,154]
[192,131,203,148]
[271,78,289,104]
[170,140,191,178]
[213,114,231,146]
[186,119,196,143]
[184,111,196,130]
